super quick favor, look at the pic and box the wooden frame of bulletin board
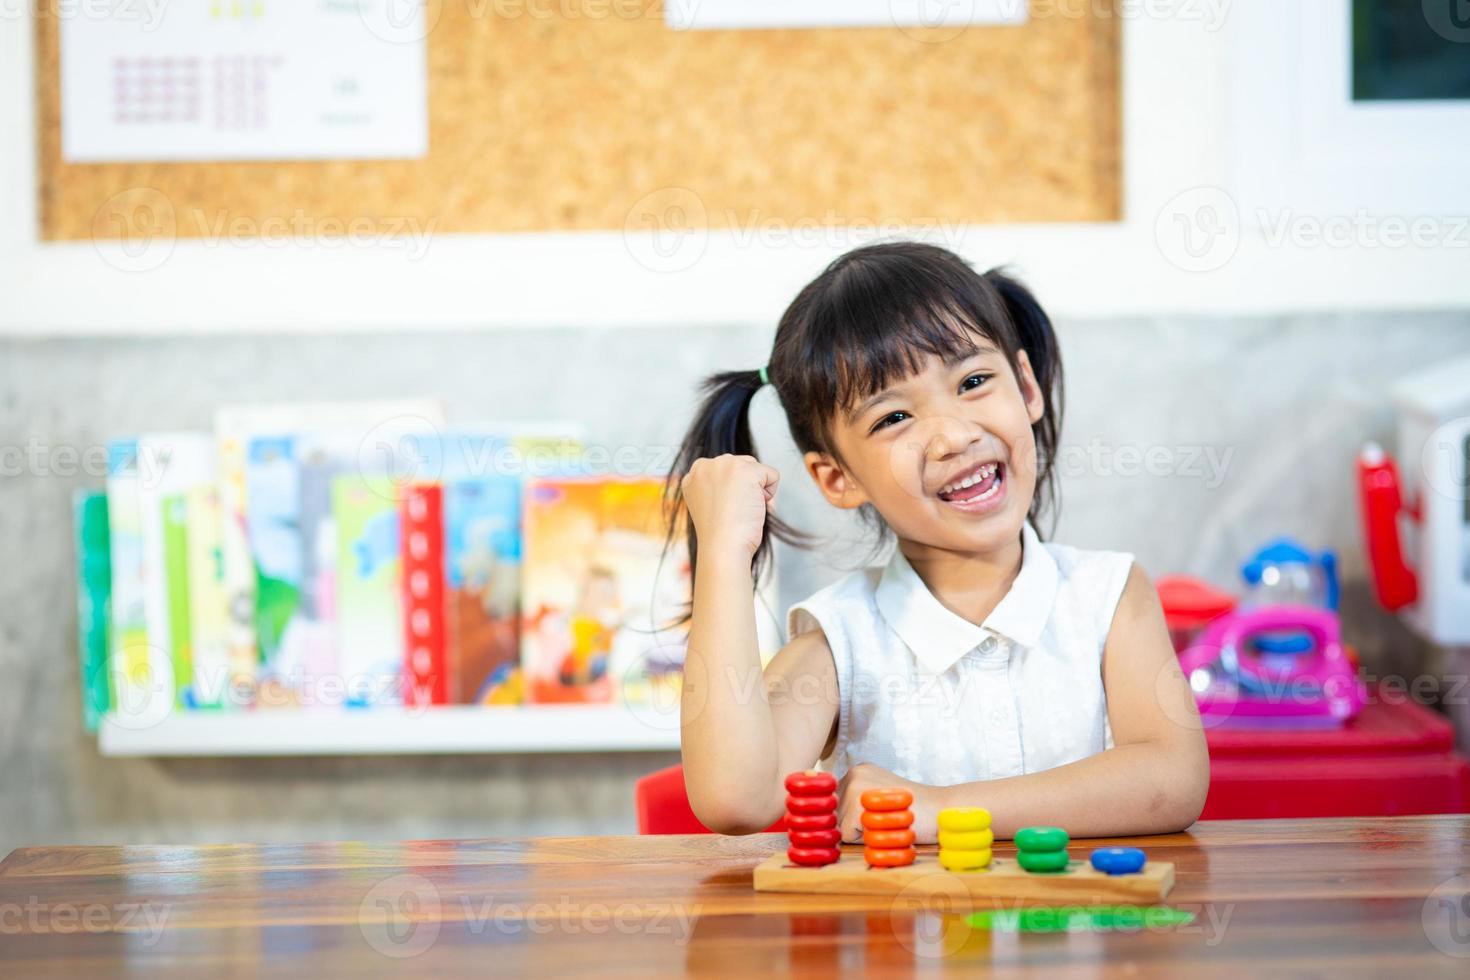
[36,2,1120,241]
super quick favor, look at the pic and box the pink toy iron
[1177,605,1366,728]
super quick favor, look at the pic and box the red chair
[635,763,786,834]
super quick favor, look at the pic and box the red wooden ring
[784,770,837,796]
[788,828,842,849]
[787,846,841,867]
[785,793,839,815]
[785,812,837,832]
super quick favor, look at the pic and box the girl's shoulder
[785,564,884,644]
[1037,536,1137,635]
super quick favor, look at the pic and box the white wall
[3,3,1467,336]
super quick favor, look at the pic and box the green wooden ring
[1014,827,1070,852]
[1015,849,1071,873]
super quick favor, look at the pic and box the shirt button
[979,636,997,654]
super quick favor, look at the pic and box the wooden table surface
[3,816,1469,977]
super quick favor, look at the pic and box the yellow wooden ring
[936,807,991,833]
[938,829,994,851]
[938,847,993,871]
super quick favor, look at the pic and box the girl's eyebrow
[844,343,999,424]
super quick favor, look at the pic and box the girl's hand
[680,454,780,562]
[836,763,945,846]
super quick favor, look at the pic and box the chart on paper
[60,0,428,162]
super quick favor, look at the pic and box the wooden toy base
[753,848,1174,903]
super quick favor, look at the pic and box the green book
[161,493,195,707]
[73,491,112,732]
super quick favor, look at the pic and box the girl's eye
[871,411,909,433]
[960,373,992,393]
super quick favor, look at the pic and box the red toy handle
[1357,444,1418,612]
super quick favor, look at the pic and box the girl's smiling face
[802,334,1046,556]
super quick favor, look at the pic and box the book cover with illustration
[73,491,112,731]
[105,439,155,720]
[214,401,445,705]
[332,474,405,708]
[138,433,215,709]
[183,482,230,709]
[519,477,690,705]
[429,427,584,706]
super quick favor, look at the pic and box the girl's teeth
[940,463,996,496]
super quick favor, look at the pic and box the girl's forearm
[937,741,1209,839]
[681,547,781,832]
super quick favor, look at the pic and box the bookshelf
[96,705,681,757]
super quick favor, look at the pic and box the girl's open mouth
[936,461,1006,509]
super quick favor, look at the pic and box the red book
[400,484,448,706]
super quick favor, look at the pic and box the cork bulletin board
[35,2,1120,241]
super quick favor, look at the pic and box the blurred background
[2,2,1469,855]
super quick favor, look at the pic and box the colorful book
[443,473,523,704]
[519,477,691,705]
[400,484,447,706]
[105,439,156,722]
[433,427,584,706]
[215,401,445,706]
[183,482,230,709]
[138,433,214,709]
[332,474,405,708]
[73,491,112,731]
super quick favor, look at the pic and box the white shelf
[96,705,681,757]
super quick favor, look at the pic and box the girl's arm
[679,455,840,834]
[836,564,1210,842]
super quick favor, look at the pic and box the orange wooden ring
[860,809,914,831]
[785,793,839,815]
[864,846,916,868]
[785,811,837,832]
[788,828,841,849]
[863,828,916,849]
[859,788,914,812]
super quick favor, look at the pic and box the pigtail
[985,268,1065,534]
[663,369,808,623]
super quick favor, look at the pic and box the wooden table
[3,816,1468,976]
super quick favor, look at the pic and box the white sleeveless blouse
[788,522,1134,787]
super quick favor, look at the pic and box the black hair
[664,241,1064,596]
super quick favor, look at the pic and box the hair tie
[757,365,770,386]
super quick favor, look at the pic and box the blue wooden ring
[1089,847,1146,875]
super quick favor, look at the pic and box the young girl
[668,242,1208,844]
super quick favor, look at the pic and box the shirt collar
[874,522,1060,675]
